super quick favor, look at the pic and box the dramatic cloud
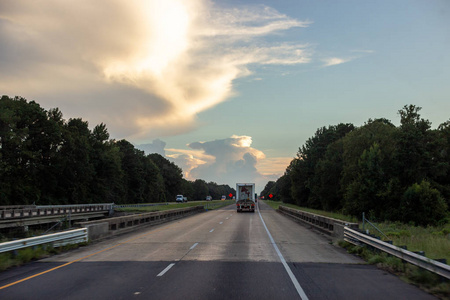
[0,0,311,142]
[138,135,281,191]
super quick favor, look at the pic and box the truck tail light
[251,203,255,207]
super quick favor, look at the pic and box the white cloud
[322,57,352,67]
[0,0,311,142]
[139,135,281,192]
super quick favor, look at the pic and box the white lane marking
[219,222,223,225]
[209,229,214,233]
[157,263,175,277]
[257,207,309,300]
[190,242,199,250]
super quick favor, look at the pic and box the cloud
[0,0,311,142]
[136,139,167,156]
[322,57,352,67]
[164,135,279,192]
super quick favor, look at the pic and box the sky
[1,0,449,193]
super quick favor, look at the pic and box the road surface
[0,201,436,299]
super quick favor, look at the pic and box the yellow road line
[0,224,173,290]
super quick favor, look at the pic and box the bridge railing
[0,204,114,219]
[344,226,450,280]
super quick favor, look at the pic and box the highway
[0,201,436,299]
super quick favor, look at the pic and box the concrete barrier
[277,206,358,239]
[77,206,204,241]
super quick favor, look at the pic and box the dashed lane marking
[157,263,175,277]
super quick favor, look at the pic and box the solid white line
[209,229,214,233]
[258,207,309,300]
[157,263,175,277]
[190,242,199,250]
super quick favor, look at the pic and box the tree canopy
[0,96,234,205]
[261,105,449,226]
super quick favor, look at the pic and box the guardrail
[344,226,450,280]
[277,205,359,238]
[0,228,88,254]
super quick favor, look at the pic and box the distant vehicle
[183,197,188,202]
[206,196,212,201]
[176,195,184,203]
[221,195,226,201]
[236,183,255,213]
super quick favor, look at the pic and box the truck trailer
[236,183,256,213]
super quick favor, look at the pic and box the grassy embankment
[263,200,450,298]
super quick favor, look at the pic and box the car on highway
[176,195,184,203]
[221,195,226,201]
[206,196,212,201]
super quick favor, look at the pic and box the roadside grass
[114,200,234,213]
[368,221,450,263]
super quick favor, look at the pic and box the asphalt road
[0,201,436,299]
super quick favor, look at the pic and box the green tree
[313,140,345,211]
[343,143,386,218]
[394,105,431,186]
[400,180,448,226]
[89,124,126,203]
[261,181,276,200]
[148,154,183,202]
[291,123,354,208]
[57,118,95,204]
[192,179,209,200]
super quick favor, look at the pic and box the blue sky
[1,0,449,192]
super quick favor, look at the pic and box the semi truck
[236,183,256,213]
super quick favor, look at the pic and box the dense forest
[261,105,450,226]
[0,96,234,205]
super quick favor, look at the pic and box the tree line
[261,105,449,226]
[0,96,234,205]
